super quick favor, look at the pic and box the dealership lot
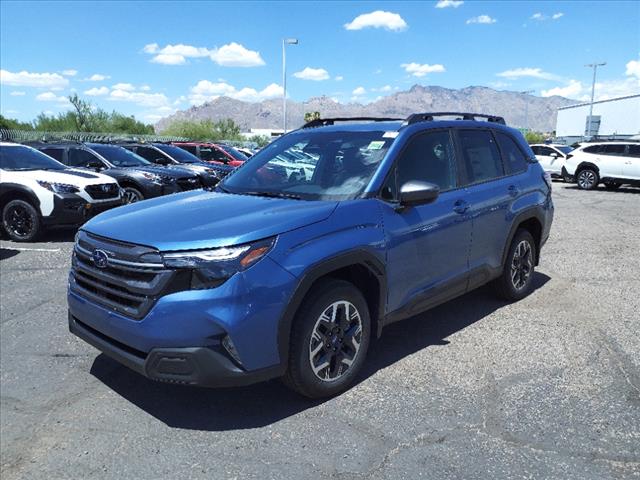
[1,183,639,479]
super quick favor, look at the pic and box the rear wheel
[122,187,144,204]
[493,230,537,301]
[2,199,41,242]
[576,168,599,190]
[284,279,370,398]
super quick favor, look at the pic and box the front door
[382,129,472,316]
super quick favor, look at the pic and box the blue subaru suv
[68,113,553,398]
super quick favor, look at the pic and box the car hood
[6,168,118,186]
[111,165,195,178]
[83,190,338,251]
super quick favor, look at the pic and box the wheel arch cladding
[277,250,387,366]
[0,184,41,210]
[576,162,599,175]
[502,210,544,267]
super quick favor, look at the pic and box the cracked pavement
[1,183,639,479]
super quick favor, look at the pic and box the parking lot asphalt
[1,182,639,480]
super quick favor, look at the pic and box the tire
[283,279,371,398]
[2,199,41,242]
[604,182,621,191]
[493,229,537,302]
[122,187,144,204]
[576,168,599,190]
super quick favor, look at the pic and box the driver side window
[395,130,457,193]
[68,148,102,168]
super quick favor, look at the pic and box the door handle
[453,199,469,214]
[508,185,520,197]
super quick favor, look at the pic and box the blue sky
[1,0,638,124]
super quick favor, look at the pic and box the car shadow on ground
[0,227,77,245]
[90,272,550,432]
[564,185,640,194]
[0,248,20,261]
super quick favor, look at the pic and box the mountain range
[156,85,577,134]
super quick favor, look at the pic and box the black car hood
[108,165,196,179]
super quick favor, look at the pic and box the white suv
[530,144,574,179]
[563,142,640,190]
[0,142,123,241]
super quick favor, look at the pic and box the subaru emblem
[101,184,111,192]
[92,249,109,269]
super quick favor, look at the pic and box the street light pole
[282,38,298,134]
[585,62,606,138]
[520,90,534,132]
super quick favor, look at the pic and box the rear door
[533,145,559,173]
[599,144,626,177]
[456,129,521,285]
[382,129,472,315]
[623,144,640,179]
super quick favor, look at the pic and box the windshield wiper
[243,191,302,200]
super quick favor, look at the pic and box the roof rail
[302,117,403,129]
[405,112,506,125]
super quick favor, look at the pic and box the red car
[172,142,248,167]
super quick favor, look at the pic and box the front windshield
[91,145,151,167]
[218,145,248,162]
[222,130,394,201]
[155,144,200,164]
[557,146,573,154]
[0,145,67,171]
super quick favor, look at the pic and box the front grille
[85,184,120,200]
[177,177,202,191]
[70,231,176,319]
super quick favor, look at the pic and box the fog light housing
[222,335,242,366]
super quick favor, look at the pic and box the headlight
[162,237,275,290]
[140,172,175,185]
[37,180,80,194]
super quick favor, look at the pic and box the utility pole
[585,62,606,138]
[520,90,534,132]
[282,38,298,134]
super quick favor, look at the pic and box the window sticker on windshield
[383,131,399,138]
[367,141,386,150]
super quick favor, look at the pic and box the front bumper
[43,193,89,226]
[69,313,280,386]
[86,197,124,218]
[561,166,574,182]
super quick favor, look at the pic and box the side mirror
[86,159,104,171]
[550,152,560,159]
[155,157,170,165]
[399,181,440,207]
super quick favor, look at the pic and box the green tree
[160,118,243,141]
[0,115,33,130]
[247,135,271,147]
[304,111,321,123]
[524,130,546,144]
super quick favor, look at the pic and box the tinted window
[68,148,101,168]
[539,147,556,156]
[218,145,248,162]
[200,147,228,162]
[458,130,504,184]
[176,145,197,155]
[155,144,200,163]
[0,145,67,171]
[583,145,602,154]
[135,146,163,162]
[530,146,540,155]
[495,132,527,174]
[601,144,626,155]
[557,146,573,154]
[395,130,457,192]
[628,145,640,157]
[90,145,150,167]
[41,148,64,162]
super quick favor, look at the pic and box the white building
[240,128,284,139]
[555,94,640,144]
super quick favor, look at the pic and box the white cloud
[379,85,392,92]
[552,12,564,19]
[188,80,283,105]
[140,85,151,91]
[352,86,366,95]
[85,74,110,81]
[532,12,564,21]
[435,0,463,8]
[531,13,544,20]
[109,89,170,108]
[497,67,561,81]
[401,62,446,77]
[62,69,78,76]
[335,75,344,81]
[541,73,640,101]
[84,86,109,96]
[145,42,264,67]
[10,91,26,96]
[35,91,69,103]
[112,82,135,91]
[210,42,265,67]
[626,58,640,78]
[466,15,497,24]
[490,81,511,89]
[0,69,69,89]
[344,11,408,31]
[541,80,583,99]
[293,67,330,81]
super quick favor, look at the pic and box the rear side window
[583,145,602,154]
[41,148,64,162]
[68,148,101,167]
[395,130,457,192]
[458,130,504,184]
[177,145,197,155]
[495,132,527,174]
[601,144,626,155]
[135,146,162,162]
[628,145,640,157]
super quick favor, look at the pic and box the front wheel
[493,230,537,301]
[122,187,144,204]
[284,279,371,398]
[576,168,599,190]
[2,199,42,242]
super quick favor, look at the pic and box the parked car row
[531,141,640,190]
[0,139,253,241]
